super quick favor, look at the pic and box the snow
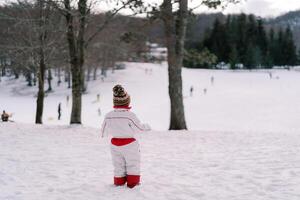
[1,123,300,200]
[1,62,300,199]
[1,62,300,133]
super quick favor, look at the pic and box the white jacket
[101,108,150,138]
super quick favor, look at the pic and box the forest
[184,14,299,69]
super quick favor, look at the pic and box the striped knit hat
[113,84,130,106]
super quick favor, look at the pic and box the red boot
[126,175,140,188]
[114,176,126,186]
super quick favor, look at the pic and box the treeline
[0,0,152,124]
[184,14,298,69]
[0,3,149,87]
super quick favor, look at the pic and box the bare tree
[157,0,240,130]
[35,0,49,124]
[160,0,188,130]
[0,0,65,123]
[51,0,147,124]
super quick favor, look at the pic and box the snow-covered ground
[1,123,300,200]
[1,62,300,199]
[1,62,300,132]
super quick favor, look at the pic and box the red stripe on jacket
[113,106,131,109]
[111,138,136,146]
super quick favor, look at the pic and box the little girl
[101,84,150,188]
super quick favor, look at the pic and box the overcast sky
[144,0,300,18]
[211,0,300,17]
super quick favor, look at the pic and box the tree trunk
[86,65,91,81]
[64,65,68,82]
[65,0,81,124]
[162,0,187,130]
[1,60,6,76]
[57,66,62,86]
[35,0,47,124]
[68,69,71,88]
[70,61,82,123]
[47,68,52,91]
[36,54,46,124]
[64,0,87,124]
[93,66,97,80]
[1,67,5,76]
[64,65,71,88]
[27,71,32,86]
[14,68,19,79]
[33,72,37,86]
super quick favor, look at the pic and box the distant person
[66,95,70,106]
[269,72,273,79]
[97,94,100,102]
[1,110,9,122]
[101,84,151,188]
[211,76,214,85]
[98,108,101,116]
[58,103,62,120]
[203,88,207,95]
[190,86,194,97]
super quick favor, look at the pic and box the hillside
[266,10,300,48]
[1,62,300,133]
[268,10,300,27]
[1,122,300,199]
[184,11,300,48]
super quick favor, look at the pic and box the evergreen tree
[245,44,262,69]
[236,14,248,64]
[204,18,229,62]
[297,49,300,65]
[283,27,297,66]
[256,18,268,61]
[229,45,239,69]
[276,28,285,66]
[267,28,276,68]
[193,13,298,69]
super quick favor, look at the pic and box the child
[1,110,10,122]
[101,85,150,188]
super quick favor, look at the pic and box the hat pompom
[113,84,125,97]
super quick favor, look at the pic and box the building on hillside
[143,42,168,63]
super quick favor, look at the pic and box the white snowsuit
[101,108,150,178]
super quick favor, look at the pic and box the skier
[211,76,214,85]
[101,84,151,188]
[66,95,70,106]
[190,86,194,97]
[204,88,207,95]
[1,110,9,122]
[269,72,273,79]
[58,103,62,120]
[97,94,100,102]
[98,108,101,116]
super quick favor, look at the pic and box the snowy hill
[1,63,300,199]
[1,62,300,133]
[1,122,300,200]
[268,10,300,28]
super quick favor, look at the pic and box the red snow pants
[111,138,141,188]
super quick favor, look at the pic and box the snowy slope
[1,63,300,199]
[0,123,300,200]
[1,62,300,133]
